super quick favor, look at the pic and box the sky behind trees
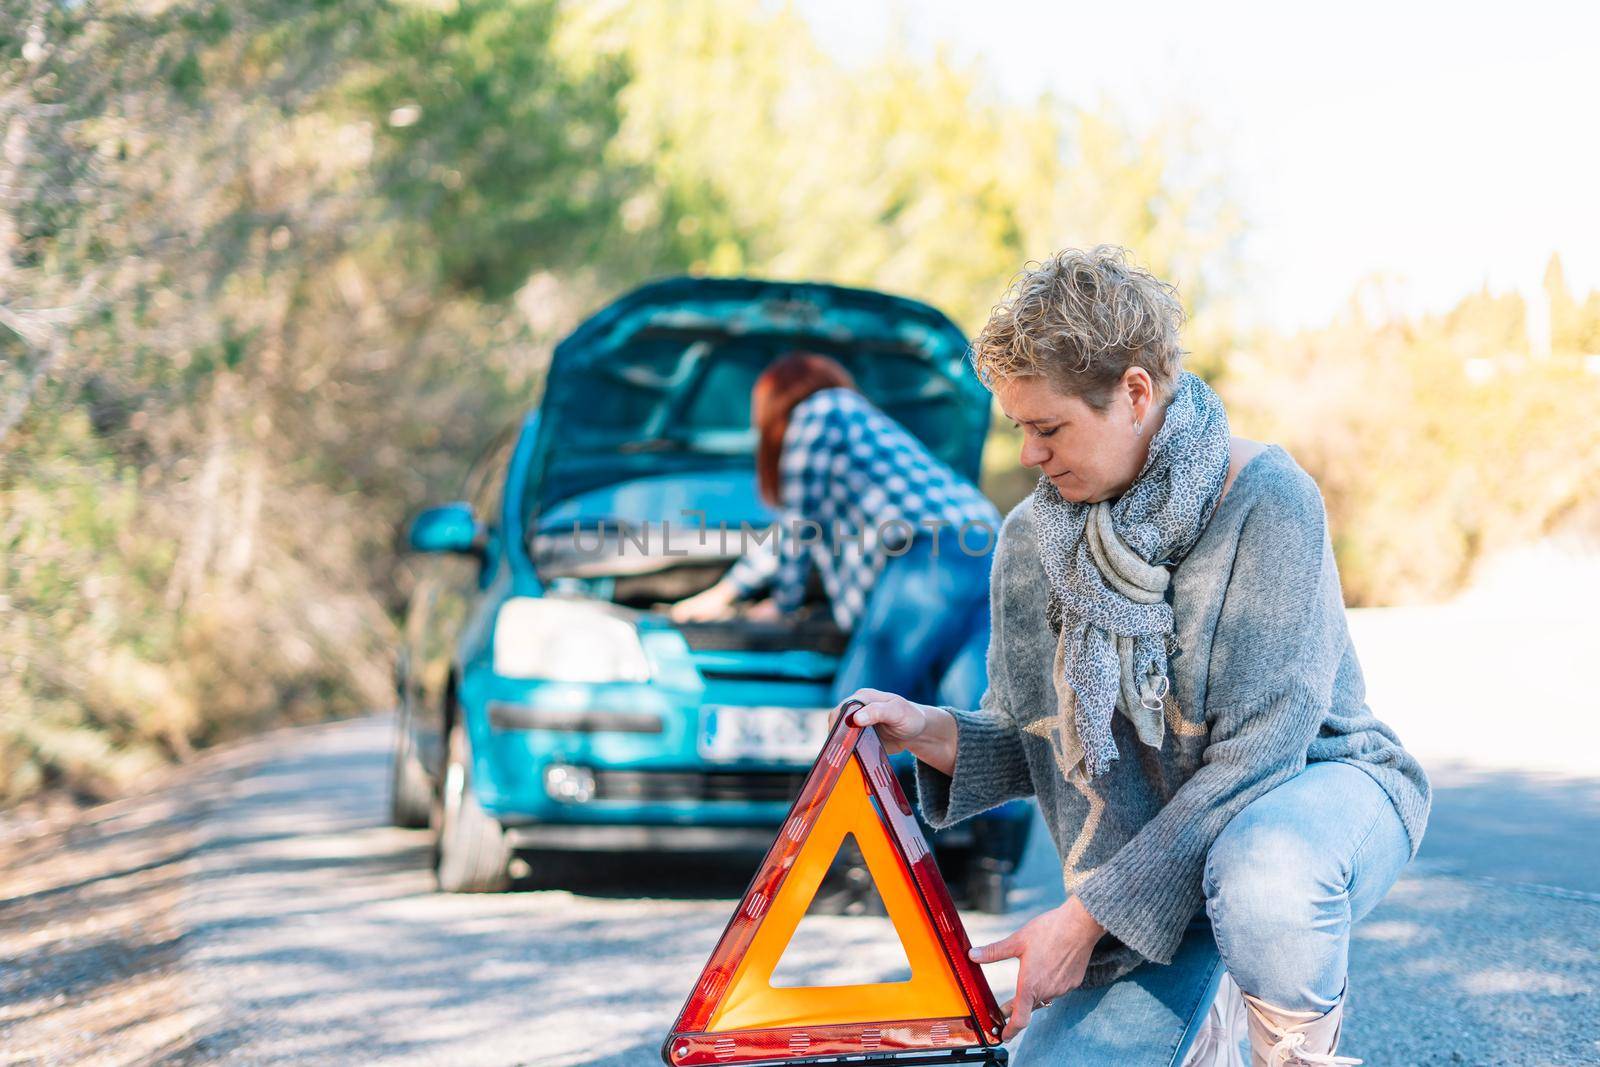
[793,0,1600,331]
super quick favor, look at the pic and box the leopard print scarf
[1031,370,1231,781]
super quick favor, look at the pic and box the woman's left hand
[969,895,1106,1040]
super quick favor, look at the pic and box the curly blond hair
[972,246,1186,408]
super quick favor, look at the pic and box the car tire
[433,720,511,893]
[809,840,889,917]
[389,711,433,830]
[966,864,1011,915]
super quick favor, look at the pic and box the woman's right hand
[831,688,957,775]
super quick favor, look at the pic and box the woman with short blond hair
[838,246,1430,1065]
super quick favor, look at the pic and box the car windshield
[570,332,771,453]
[582,330,949,451]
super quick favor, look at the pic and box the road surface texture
[4,598,1598,1065]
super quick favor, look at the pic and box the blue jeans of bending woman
[1010,759,1413,1066]
[828,530,994,709]
[829,532,1033,860]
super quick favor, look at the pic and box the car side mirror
[408,502,481,555]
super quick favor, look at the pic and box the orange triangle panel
[662,703,1007,1065]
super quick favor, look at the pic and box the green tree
[0,0,1287,803]
[560,0,1243,511]
[355,0,636,300]
[0,0,645,799]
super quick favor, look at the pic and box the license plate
[697,705,831,764]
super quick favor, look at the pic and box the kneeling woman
[841,248,1430,1066]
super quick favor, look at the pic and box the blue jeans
[830,533,1033,852]
[828,531,993,709]
[1011,760,1412,1065]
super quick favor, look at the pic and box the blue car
[391,277,1031,909]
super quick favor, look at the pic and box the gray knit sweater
[916,444,1431,987]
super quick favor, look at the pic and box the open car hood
[524,277,989,519]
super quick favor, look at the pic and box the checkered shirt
[724,388,1000,632]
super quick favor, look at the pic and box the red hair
[752,352,857,507]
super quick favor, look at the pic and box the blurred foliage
[1,0,648,800]
[1,0,1593,802]
[353,0,636,299]
[559,0,1243,509]
[1225,263,1600,607]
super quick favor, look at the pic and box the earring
[1133,418,1144,436]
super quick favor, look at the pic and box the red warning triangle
[662,703,1007,1065]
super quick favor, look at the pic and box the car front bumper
[500,822,779,851]
[458,666,1031,861]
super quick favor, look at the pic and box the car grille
[590,768,808,804]
[693,662,825,683]
[676,618,848,656]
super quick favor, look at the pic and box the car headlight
[491,597,651,683]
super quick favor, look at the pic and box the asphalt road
[155,709,1600,1067]
[6,592,1598,1067]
